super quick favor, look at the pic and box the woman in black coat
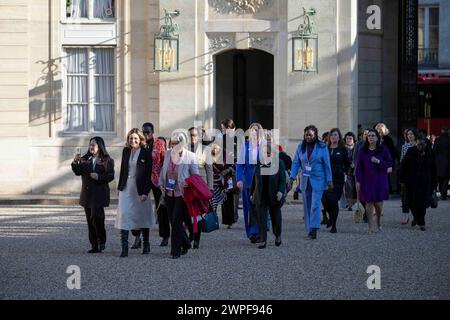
[71,137,115,253]
[250,147,286,249]
[400,135,437,231]
[322,128,350,233]
[433,128,450,200]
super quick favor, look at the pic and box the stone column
[338,0,359,133]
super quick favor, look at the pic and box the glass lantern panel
[154,36,179,72]
[293,36,317,72]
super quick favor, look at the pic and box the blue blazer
[290,141,332,192]
[236,140,261,189]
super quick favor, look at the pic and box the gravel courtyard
[1,199,449,300]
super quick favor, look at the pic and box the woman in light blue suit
[288,125,333,239]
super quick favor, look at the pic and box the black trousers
[84,207,106,248]
[165,196,190,256]
[154,187,170,239]
[321,196,339,229]
[438,177,449,199]
[222,191,236,226]
[410,204,426,226]
[255,198,282,242]
[188,219,203,242]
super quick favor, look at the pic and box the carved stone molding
[208,0,270,15]
[249,33,275,52]
[208,34,235,52]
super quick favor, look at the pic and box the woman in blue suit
[237,123,264,242]
[288,125,333,239]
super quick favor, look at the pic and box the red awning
[418,75,450,84]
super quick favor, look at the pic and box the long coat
[290,141,333,192]
[117,147,152,196]
[355,145,393,203]
[400,146,436,209]
[236,140,262,189]
[251,158,287,207]
[71,155,115,208]
[323,146,350,202]
[433,133,450,178]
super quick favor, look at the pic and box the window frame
[62,46,117,136]
[62,0,116,24]
[418,5,439,50]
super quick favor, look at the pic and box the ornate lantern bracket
[154,9,180,72]
[292,7,318,73]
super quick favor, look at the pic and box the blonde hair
[375,123,390,136]
[125,128,146,148]
[249,122,263,131]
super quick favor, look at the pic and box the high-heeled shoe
[401,216,409,225]
[258,242,267,249]
[275,236,282,247]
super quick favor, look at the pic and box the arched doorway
[215,49,274,130]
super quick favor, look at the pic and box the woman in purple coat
[355,129,393,234]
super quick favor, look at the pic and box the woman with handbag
[188,127,214,249]
[355,129,393,234]
[159,132,200,259]
[400,134,437,231]
[115,129,154,257]
[71,137,115,253]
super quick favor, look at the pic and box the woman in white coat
[116,128,154,257]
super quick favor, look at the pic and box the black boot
[160,237,169,247]
[310,228,318,239]
[120,230,129,258]
[88,245,99,253]
[142,228,150,254]
[275,236,282,247]
[193,240,199,249]
[131,236,141,249]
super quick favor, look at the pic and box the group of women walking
[72,120,438,258]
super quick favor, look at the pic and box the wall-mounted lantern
[154,9,180,72]
[292,8,318,72]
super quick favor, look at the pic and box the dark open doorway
[215,49,274,130]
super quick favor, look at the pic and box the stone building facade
[0,0,402,195]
